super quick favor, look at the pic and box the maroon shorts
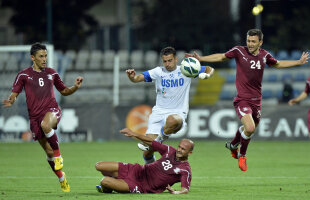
[30,107,62,141]
[117,162,146,193]
[233,98,261,124]
[308,109,310,133]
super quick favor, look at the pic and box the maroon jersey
[304,77,310,94]
[11,67,66,119]
[225,46,278,101]
[143,141,192,193]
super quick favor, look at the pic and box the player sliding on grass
[186,29,309,171]
[126,46,214,164]
[2,43,83,192]
[95,128,194,194]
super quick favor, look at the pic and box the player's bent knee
[245,126,255,134]
[101,177,113,188]
[95,162,104,171]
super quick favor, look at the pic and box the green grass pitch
[0,140,310,200]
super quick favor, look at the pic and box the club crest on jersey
[174,167,181,174]
[263,57,267,64]
[243,107,248,111]
[47,74,53,80]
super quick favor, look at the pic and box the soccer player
[126,46,214,164]
[2,43,84,192]
[288,77,310,134]
[186,29,309,171]
[95,128,193,194]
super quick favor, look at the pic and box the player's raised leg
[225,125,243,159]
[38,138,70,192]
[95,161,119,177]
[155,114,183,143]
[95,161,130,193]
[141,134,157,164]
[238,114,256,171]
[41,111,63,170]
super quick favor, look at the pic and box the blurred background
[0,0,310,142]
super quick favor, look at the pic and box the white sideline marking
[0,176,309,179]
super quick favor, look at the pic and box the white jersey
[142,65,197,114]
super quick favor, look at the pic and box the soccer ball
[180,57,201,77]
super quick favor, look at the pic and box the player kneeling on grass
[95,128,194,194]
[2,42,83,192]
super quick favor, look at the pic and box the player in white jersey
[126,47,214,163]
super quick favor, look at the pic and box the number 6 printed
[39,78,44,86]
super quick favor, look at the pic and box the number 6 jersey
[11,66,67,119]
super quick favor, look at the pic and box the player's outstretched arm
[166,185,188,194]
[273,52,309,68]
[185,51,228,63]
[120,128,153,146]
[2,93,19,108]
[60,76,83,96]
[288,91,308,106]
[126,69,145,83]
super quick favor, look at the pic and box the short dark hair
[30,42,47,56]
[160,46,176,57]
[247,29,264,41]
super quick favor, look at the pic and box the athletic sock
[231,126,243,148]
[240,131,251,156]
[155,127,169,143]
[143,153,155,164]
[47,157,63,178]
[45,130,61,157]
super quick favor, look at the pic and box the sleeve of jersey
[151,141,169,155]
[54,73,67,92]
[305,79,310,94]
[11,73,25,93]
[224,46,237,59]
[199,66,206,74]
[142,71,152,82]
[180,168,192,190]
[142,67,161,82]
[266,54,278,66]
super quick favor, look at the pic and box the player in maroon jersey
[2,43,83,192]
[186,29,309,171]
[95,128,193,194]
[288,77,310,135]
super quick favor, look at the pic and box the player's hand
[75,76,83,88]
[166,185,175,194]
[2,98,14,107]
[126,69,136,78]
[120,128,137,138]
[185,51,201,61]
[299,52,309,65]
[288,99,297,106]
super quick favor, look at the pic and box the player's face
[31,50,47,70]
[162,54,177,71]
[176,140,192,160]
[246,35,262,55]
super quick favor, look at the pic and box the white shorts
[146,109,187,136]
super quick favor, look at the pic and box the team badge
[47,74,53,80]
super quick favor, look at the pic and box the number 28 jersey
[225,46,278,99]
[143,141,192,193]
[11,67,67,119]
